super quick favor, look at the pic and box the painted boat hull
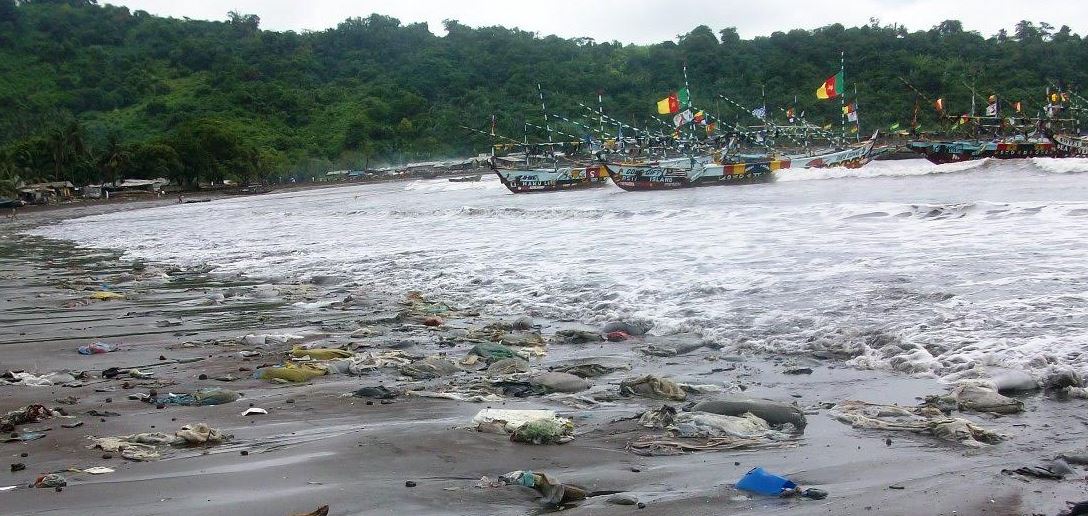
[907,140,1061,164]
[493,165,609,193]
[604,160,783,191]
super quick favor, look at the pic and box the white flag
[751,106,767,119]
[985,103,998,117]
[847,111,858,122]
[673,112,684,127]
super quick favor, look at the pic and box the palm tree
[47,121,87,181]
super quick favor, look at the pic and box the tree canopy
[1,1,1085,186]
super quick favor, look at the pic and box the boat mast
[853,84,861,142]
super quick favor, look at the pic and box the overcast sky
[104,0,1084,44]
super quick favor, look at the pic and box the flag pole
[537,84,552,147]
[840,50,846,146]
[853,84,861,142]
[682,63,694,145]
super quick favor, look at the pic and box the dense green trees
[0,1,1086,187]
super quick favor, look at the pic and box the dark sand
[1,201,1086,515]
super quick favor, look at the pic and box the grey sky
[103,1,1082,44]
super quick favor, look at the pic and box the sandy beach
[1,196,1086,516]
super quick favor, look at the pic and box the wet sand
[1,202,1086,515]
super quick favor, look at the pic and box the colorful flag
[672,112,684,127]
[843,102,858,122]
[693,110,705,124]
[1051,92,1060,103]
[850,124,859,133]
[706,121,716,135]
[985,102,997,117]
[959,114,970,125]
[933,98,944,112]
[889,122,901,131]
[751,106,767,119]
[1013,101,1022,113]
[816,70,844,100]
[822,122,833,130]
[657,93,680,115]
[1061,92,1070,102]
[786,106,795,122]
[678,88,691,108]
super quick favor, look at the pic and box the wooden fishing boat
[604,157,781,191]
[604,136,876,191]
[490,157,609,193]
[907,139,1060,164]
[447,174,482,183]
[1046,132,1088,157]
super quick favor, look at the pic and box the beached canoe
[448,174,482,183]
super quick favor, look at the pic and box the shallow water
[30,158,1088,381]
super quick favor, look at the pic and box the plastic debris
[736,467,797,496]
[78,342,117,355]
[241,408,268,416]
[692,397,807,431]
[829,399,1004,447]
[33,474,67,488]
[499,470,588,508]
[155,387,240,406]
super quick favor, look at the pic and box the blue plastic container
[735,467,797,496]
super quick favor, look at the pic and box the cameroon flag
[657,92,680,114]
[816,71,844,100]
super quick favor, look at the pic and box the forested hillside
[1,0,1085,187]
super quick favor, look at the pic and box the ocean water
[30,158,1088,382]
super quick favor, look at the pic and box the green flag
[889,122,900,131]
[677,88,690,108]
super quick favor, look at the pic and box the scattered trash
[510,418,574,445]
[241,408,268,416]
[10,463,26,472]
[400,356,461,379]
[692,397,807,431]
[1002,459,1073,480]
[89,291,124,301]
[155,387,240,406]
[605,331,629,342]
[550,329,604,345]
[486,357,530,376]
[290,347,353,360]
[1,404,53,431]
[530,372,591,394]
[89,423,231,461]
[472,409,574,444]
[254,363,327,382]
[1060,501,1088,516]
[736,467,797,496]
[290,505,330,516]
[352,386,398,399]
[620,375,686,401]
[5,371,78,387]
[829,399,1003,447]
[78,466,114,475]
[801,488,829,500]
[467,342,518,363]
[78,342,118,355]
[783,368,814,375]
[422,316,444,327]
[4,432,47,443]
[33,474,66,489]
[499,470,588,508]
[952,384,1024,414]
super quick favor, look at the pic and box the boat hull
[604,160,782,191]
[907,140,1061,164]
[493,165,609,193]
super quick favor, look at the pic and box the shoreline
[0,201,1085,515]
